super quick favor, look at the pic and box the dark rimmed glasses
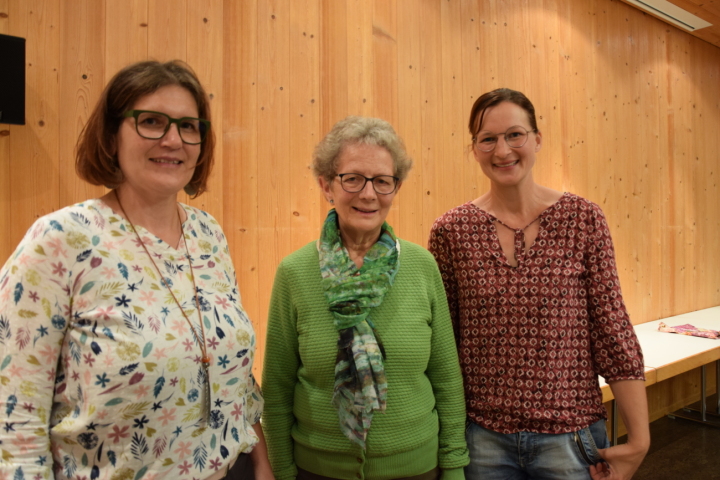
[337,173,399,195]
[473,125,535,152]
[124,110,211,145]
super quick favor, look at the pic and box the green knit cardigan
[262,240,468,480]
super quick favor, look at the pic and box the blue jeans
[465,419,610,480]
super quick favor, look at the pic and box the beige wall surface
[1,0,719,391]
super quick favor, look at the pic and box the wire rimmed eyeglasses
[472,125,535,152]
[124,110,211,145]
[337,173,399,195]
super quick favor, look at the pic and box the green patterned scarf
[318,208,399,449]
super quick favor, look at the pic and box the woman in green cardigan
[262,116,469,480]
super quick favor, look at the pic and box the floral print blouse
[0,199,263,480]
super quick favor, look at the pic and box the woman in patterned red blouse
[428,88,649,480]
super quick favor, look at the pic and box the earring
[329,199,334,204]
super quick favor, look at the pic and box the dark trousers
[224,453,255,480]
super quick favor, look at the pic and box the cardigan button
[356,457,363,463]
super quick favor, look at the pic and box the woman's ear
[318,176,334,204]
[534,130,542,152]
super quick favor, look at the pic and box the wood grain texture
[1,0,719,415]
[58,0,106,207]
[6,0,61,253]
[0,0,11,260]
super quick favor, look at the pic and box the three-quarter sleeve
[261,261,301,480]
[0,220,70,479]
[585,206,645,381]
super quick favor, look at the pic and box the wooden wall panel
[58,0,105,207]
[1,0,719,416]
[105,0,148,75]
[186,1,224,220]
[0,0,11,261]
[7,0,61,252]
[147,0,185,62]
[256,0,292,367]
[395,0,422,241]
[221,0,262,369]
[288,0,322,253]
[437,0,465,229]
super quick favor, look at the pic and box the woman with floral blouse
[0,61,273,480]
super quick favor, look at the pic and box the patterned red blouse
[428,192,644,434]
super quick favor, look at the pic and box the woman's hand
[590,379,650,479]
[250,422,276,480]
[589,441,649,479]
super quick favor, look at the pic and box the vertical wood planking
[58,0,105,208]
[320,0,348,133]
[435,0,466,229]
[460,0,491,206]
[104,0,149,75]
[394,1,421,241]
[0,0,11,261]
[222,0,262,375]
[186,1,224,219]
[8,0,61,252]
[147,0,186,62]
[372,0,398,127]
[345,0,374,116]
[256,0,291,369]
[419,0,443,241]
[288,0,322,254]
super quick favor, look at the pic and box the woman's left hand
[590,380,650,479]
[249,422,276,480]
[252,465,276,480]
[589,442,648,480]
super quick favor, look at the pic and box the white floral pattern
[0,199,262,480]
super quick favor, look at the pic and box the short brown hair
[468,88,538,141]
[313,116,413,183]
[76,60,215,197]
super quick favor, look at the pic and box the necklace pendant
[202,355,211,366]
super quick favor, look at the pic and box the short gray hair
[313,116,413,183]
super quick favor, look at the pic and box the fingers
[596,447,609,461]
[589,461,614,479]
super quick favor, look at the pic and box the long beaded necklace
[114,190,212,424]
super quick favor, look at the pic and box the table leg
[716,359,720,413]
[668,361,720,427]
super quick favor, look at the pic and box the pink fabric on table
[657,322,720,339]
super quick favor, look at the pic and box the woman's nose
[494,135,512,157]
[358,179,377,198]
[161,123,184,147]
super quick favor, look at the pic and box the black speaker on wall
[0,33,26,125]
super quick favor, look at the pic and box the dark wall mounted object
[0,33,26,125]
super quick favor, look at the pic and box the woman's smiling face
[115,84,202,200]
[472,101,542,188]
[319,142,399,242]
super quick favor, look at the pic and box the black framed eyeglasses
[337,173,399,195]
[123,110,211,145]
[472,125,535,152]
